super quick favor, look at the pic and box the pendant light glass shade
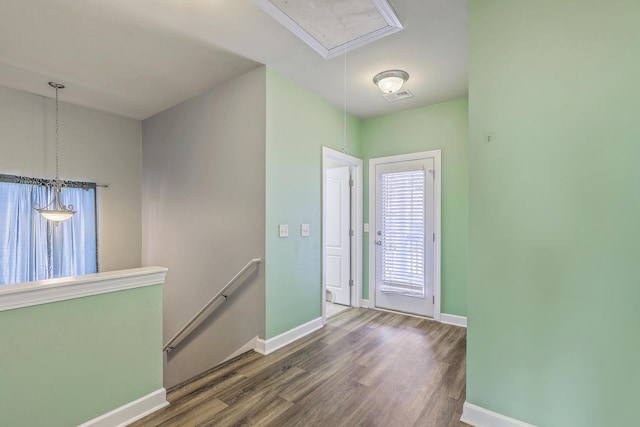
[34,82,76,222]
[373,70,409,94]
[39,211,76,222]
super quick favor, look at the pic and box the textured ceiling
[0,0,468,120]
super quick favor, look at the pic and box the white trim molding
[321,147,363,323]
[256,317,323,355]
[360,298,370,308]
[79,388,168,427]
[461,402,538,427]
[224,336,260,362]
[0,266,168,312]
[441,314,467,328]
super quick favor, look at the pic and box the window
[0,174,97,285]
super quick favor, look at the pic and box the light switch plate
[279,224,289,237]
[301,223,310,237]
[364,223,370,232]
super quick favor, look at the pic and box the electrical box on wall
[301,224,310,237]
[279,224,289,237]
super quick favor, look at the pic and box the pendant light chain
[55,85,60,180]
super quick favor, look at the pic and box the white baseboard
[255,336,266,355]
[79,388,168,427]
[256,317,323,355]
[360,304,466,327]
[441,313,467,327]
[224,336,259,362]
[461,402,537,427]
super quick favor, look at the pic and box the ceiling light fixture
[34,82,76,222]
[373,70,409,94]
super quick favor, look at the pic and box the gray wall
[142,67,266,388]
[0,84,142,272]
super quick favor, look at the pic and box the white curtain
[0,179,97,285]
[51,185,97,278]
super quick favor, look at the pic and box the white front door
[325,166,351,305]
[374,157,436,317]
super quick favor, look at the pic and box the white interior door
[374,158,435,317]
[325,166,351,305]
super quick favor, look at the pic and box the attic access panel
[256,0,403,59]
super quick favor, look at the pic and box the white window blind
[380,169,426,297]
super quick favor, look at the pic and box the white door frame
[322,146,363,324]
[368,150,442,321]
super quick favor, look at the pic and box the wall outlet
[279,224,288,238]
[301,223,310,237]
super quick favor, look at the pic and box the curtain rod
[1,174,109,189]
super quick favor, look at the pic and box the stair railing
[163,257,261,353]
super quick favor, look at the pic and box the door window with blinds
[379,168,426,297]
[371,152,439,318]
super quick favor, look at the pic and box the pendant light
[34,82,76,222]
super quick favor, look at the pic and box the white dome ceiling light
[373,70,409,94]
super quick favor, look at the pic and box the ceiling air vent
[383,90,414,102]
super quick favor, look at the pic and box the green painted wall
[265,68,361,338]
[361,99,468,316]
[468,1,640,425]
[0,285,163,426]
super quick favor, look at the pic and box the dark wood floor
[132,308,468,427]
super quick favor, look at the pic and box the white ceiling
[0,0,468,121]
